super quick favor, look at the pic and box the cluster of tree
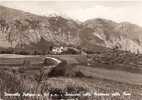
[0,46,83,55]
[0,48,49,55]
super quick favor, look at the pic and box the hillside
[0,5,81,49]
[1,5,142,53]
[83,18,142,53]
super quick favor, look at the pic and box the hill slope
[1,5,142,53]
[83,18,142,53]
[0,5,81,49]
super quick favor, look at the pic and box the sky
[1,1,142,26]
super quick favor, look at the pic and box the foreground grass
[0,54,142,100]
[0,66,142,100]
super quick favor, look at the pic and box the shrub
[48,60,67,77]
[0,49,13,54]
[75,71,85,78]
[17,51,30,55]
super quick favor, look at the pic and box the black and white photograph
[0,1,142,100]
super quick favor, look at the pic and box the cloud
[1,2,142,26]
[62,5,142,26]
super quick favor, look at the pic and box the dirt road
[77,65,142,85]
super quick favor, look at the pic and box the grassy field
[0,54,142,100]
[87,50,142,74]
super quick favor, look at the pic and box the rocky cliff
[1,5,142,54]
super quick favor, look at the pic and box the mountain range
[0,5,142,53]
